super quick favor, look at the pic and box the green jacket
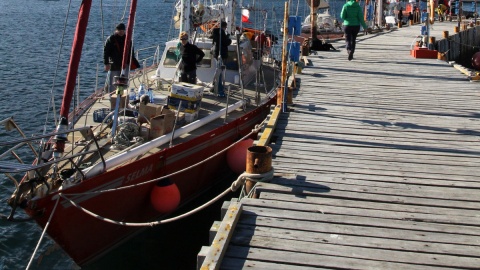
[340,0,368,29]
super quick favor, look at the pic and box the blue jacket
[340,0,368,29]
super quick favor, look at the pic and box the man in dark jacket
[179,31,205,84]
[103,23,139,91]
[211,21,232,61]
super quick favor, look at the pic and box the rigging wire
[25,196,60,270]
[44,0,74,132]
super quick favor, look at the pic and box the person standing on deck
[178,31,205,84]
[340,0,368,61]
[103,23,139,92]
[211,21,232,61]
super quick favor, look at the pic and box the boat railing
[0,120,106,183]
[135,45,162,66]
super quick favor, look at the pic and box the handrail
[0,122,107,180]
[0,126,94,147]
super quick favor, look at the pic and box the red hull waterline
[25,100,275,266]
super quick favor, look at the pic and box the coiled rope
[57,168,274,227]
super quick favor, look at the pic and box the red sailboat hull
[25,101,274,265]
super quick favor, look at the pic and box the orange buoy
[226,138,254,174]
[150,178,181,213]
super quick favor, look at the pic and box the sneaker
[348,51,353,61]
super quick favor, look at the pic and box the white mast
[180,0,191,36]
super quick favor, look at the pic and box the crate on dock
[93,108,111,123]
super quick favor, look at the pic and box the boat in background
[0,0,281,266]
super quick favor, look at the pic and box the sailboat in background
[0,0,281,266]
[301,0,339,33]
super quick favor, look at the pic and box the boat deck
[199,22,480,269]
[61,62,278,174]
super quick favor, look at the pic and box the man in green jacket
[340,0,368,61]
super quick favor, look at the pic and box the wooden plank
[256,105,281,146]
[255,182,480,210]
[239,199,480,236]
[223,245,448,270]
[221,257,325,270]
[259,191,479,218]
[232,223,480,257]
[228,234,480,268]
[200,202,242,270]
[243,197,480,226]
[236,213,480,246]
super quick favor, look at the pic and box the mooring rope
[57,169,274,227]
[25,196,61,270]
[237,168,275,199]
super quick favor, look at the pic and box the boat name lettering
[126,165,153,183]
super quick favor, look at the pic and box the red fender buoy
[472,52,480,70]
[226,138,254,174]
[150,178,181,213]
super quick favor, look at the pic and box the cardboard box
[139,103,164,123]
[171,83,204,101]
[110,94,127,110]
[149,108,175,139]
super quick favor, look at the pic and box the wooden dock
[199,22,480,269]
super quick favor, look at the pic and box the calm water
[0,0,318,269]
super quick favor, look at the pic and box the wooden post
[442,31,449,38]
[278,2,289,107]
[245,146,272,197]
[398,21,402,28]
[454,26,459,33]
[287,86,294,105]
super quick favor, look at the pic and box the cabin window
[197,49,211,67]
[163,47,180,67]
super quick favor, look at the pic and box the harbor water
[0,0,320,269]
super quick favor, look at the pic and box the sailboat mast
[122,0,137,76]
[59,0,92,119]
[54,0,92,155]
[180,0,191,36]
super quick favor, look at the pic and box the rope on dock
[25,196,61,270]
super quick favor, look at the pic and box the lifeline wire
[44,0,73,130]
[64,120,267,196]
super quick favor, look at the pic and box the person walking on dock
[340,0,368,61]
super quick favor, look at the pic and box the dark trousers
[180,70,197,84]
[344,25,361,54]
